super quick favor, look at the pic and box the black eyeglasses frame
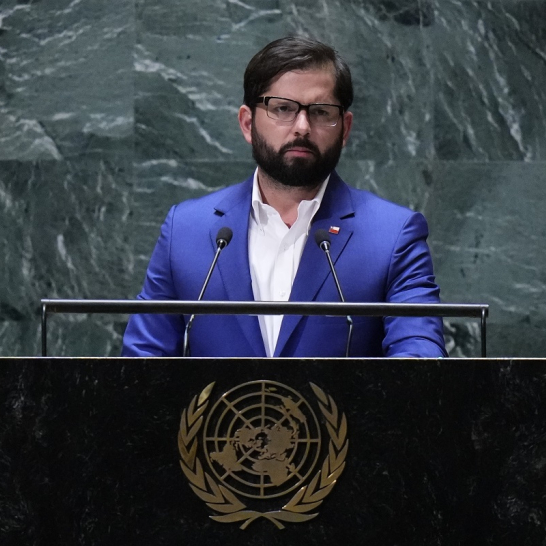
[255,96,344,127]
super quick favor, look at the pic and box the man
[122,36,447,358]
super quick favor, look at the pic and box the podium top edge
[40,299,489,318]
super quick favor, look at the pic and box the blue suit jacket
[122,172,447,358]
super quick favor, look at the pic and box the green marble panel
[425,161,546,357]
[431,0,546,160]
[0,158,134,356]
[0,0,134,160]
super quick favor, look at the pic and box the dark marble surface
[0,357,545,545]
[1,0,546,357]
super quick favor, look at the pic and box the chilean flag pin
[329,226,340,234]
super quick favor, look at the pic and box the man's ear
[341,110,353,147]
[238,105,253,144]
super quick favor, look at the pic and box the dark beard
[251,124,343,189]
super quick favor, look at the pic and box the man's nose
[292,109,311,134]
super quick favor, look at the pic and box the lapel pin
[329,226,340,234]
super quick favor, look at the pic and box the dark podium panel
[1,358,545,545]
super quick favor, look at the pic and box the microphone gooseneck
[314,228,353,357]
[183,227,233,357]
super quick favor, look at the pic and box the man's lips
[283,147,316,156]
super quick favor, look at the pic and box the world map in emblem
[203,380,322,499]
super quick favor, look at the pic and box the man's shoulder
[354,187,416,217]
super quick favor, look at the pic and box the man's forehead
[264,64,336,94]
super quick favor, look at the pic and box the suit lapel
[211,178,266,357]
[274,173,355,357]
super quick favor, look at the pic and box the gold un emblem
[178,380,348,529]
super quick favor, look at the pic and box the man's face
[239,66,353,189]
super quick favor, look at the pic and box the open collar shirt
[248,168,329,357]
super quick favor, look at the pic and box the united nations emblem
[178,380,348,529]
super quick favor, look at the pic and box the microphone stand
[315,230,353,358]
[183,229,232,357]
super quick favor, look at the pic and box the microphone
[314,229,353,357]
[183,227,233,357]
[214,226,233,254]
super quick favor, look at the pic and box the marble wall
[0,0,545,357]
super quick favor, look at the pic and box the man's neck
[257,169,324,228]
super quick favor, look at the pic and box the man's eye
[273,103,295,114]
[313,108,330,117]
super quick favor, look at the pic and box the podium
[1,357,545,545]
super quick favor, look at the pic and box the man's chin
[283,155,318,169]
[273,166,325,188]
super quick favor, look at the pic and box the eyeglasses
[255,96,344,127]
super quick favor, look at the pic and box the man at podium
[122,36,447,359]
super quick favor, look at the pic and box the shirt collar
[250,168,330,229]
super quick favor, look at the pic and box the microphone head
[314,229,331,250]
[216,227,233,248]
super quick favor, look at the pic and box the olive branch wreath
[178,381,348,529]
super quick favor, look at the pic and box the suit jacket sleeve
[122,206,185,356]
[382,212,448,358]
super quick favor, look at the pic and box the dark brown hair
[243,36,353,111]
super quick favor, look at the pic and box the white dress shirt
[248,169,329,357]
